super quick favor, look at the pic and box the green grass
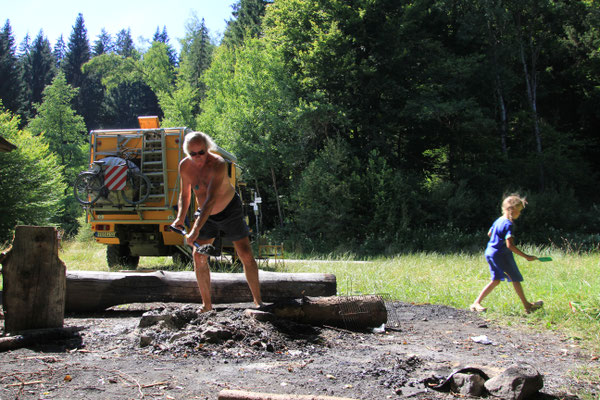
[59,240,600,351]
[279,247,600,350]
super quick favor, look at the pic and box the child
[470,194,543,314]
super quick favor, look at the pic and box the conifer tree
[53,34,66,68]
[223,0,271,47]
[93,28,113,56]
[62,13,90,88]
[0,20,23,115]
[179,16,213,97]
[153,26,177,66]
[23,31,56,106]
[114,28,136,58]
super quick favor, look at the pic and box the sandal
[526,300,544,314]
[469,304,487,312]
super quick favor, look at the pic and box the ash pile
[136,305,328,359]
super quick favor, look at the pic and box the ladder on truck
[140,130,168,205]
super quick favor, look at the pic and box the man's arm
[172,160,191,228]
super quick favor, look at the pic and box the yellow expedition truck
[78,116,249,269]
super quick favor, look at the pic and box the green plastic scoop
[537,257,553,262]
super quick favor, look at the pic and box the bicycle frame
[74,158,150,206]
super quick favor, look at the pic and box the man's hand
[185,231,199,248]
[171,218,185,230]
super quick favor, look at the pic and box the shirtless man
[171,132,262,311]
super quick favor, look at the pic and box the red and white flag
[104,165,128,190]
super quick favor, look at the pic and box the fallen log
[246,295,387,329]
[0,326,83,352]
[218,389,359,400]
[66,270,336,313]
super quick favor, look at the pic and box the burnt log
[0,326,83,352]
[66,270,336,313]
[247,295,387,329]
[1,226,66,333]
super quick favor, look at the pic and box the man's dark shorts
[194,193,250,242]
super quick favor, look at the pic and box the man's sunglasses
[189,150,206,157]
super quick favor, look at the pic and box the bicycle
[74,151,151,205]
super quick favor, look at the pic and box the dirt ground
[0,300,598,400]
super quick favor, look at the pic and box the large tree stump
[65,270,336,313]
[1,226,66,333]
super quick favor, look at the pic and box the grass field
[53,240,600,351]
[4,239,600,353]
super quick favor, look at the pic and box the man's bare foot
[199,305,213,313]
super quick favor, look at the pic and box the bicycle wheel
[121,171,151,205]
[73,172,103,205]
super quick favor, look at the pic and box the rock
[484,364,543,400]
[139,312,174,328]
[139,335,153,347]
[201,326,233,343]
[450,372,486,396]
[244,308,277,322]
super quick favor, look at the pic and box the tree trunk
[518,28,545,190]
[1,226,66,333]
[250,295,388,329]
[65,270,336,313]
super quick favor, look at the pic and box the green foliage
[158,80,198,129]
[0,107,66,242]
[291,137,364,249]
[26,72,87,233]
[83,54,161,127]
[141,42,176,95]
[82,53,142,91]
[27,71,87,171]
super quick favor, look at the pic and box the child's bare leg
[511,281,531,311]
[471,280,501,311]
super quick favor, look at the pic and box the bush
[0,109,67,242]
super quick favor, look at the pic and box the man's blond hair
[183,131,217,157]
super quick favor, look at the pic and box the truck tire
[107,245,140,270]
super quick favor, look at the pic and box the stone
[450,372,486,396]
[202,326,233,343]
[484,364,543,400]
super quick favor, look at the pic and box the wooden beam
[66,270,336,313]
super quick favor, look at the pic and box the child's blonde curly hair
[502,194,527,215]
